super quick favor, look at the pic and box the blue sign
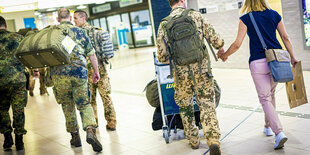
[23,17,36,29]
[117,28,129,46]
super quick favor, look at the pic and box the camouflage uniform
[156,7,224,147]
[81,22,116,129]
[28,68,47,95]
[0,29,28,135]
[51,21,97,133]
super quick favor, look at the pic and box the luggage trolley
[153,52,199,144]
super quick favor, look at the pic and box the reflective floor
[1,47,310,155]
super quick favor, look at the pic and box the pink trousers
[249,58,283,135]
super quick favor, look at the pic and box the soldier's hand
[92,72,100,83]
[217,48,225,58]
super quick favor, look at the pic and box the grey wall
[281,0,310,70]
[192,0,310,70]
[196,0,250,69]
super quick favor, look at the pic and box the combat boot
[106,125,116,131]
[40,88,47,95]
[29,91,34,96]
[209,144,221,155]
[15,134,24,151]
[70,130,82,147]
[86,127,102,152]
[3,132,13,151]
[189,138,200,149]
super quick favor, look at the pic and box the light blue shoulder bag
[249,12,293,82]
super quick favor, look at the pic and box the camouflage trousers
[174,71,221,147]
[0,84,28,135]
[88,65,116,128]
[29,68,47,95]
[52,75,97,133]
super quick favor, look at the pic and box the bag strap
[206,39,218,62]
[181,8,193,17]
[249,12,267,50]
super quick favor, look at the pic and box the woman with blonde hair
[218,0,298,149]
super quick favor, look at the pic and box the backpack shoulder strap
[181,8,194,17]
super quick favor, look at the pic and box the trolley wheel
[163,129,169,144]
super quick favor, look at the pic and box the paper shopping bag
[285,61,308,109]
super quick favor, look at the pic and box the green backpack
[15,25,76,69]
[145,79,160,108]
[163,9,206,67]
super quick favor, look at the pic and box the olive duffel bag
[15,25,76,68]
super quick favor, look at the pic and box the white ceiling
[0,0,118,12]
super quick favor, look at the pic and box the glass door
[99,17,108,31]
[121,13,134,48]
[130,9,154,47]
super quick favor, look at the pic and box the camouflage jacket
[156,7,224,74]
[81,22,113,67]
[50,21,96,79]
[0,29,26,85]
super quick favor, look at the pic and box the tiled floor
[1,47,310,155]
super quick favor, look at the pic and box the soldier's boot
[209,144,221,155]
[40,88,47,95]
[95,118,99,128]
[3,132,14,151]
[106,120,116,131]
[189,137,200,149]
[86,127,102,152]
[106,125,116,131]
[29,91,34,96]
[70,130,82,147]
[15,134,24,151]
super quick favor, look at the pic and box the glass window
[93,19,100,27]
[88,20,93,26]
[99,17,108,31]
[130,10,154,47]
[107,15,121,49]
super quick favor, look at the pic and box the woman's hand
[291,57,299,67]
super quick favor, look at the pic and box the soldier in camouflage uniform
[51,8,102,152]
[0,16,28,151]
[156,0,224,154]
[73,10,116,130]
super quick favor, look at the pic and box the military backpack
[145,79,160,108]
[162,9,206,67]
[88,27,114,66]
[15,25,76,68]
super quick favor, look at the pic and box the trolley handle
[153,51,170,66]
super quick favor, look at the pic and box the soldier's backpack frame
[153,52,200,144]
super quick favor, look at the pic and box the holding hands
[217,48,228,62]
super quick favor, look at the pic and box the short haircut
[168,0,179,6]
[74,10,88,21]
[0,16,7,27]
[58,8,71,20]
